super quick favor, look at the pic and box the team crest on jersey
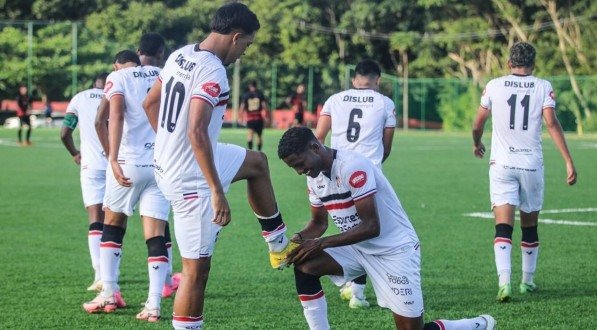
[549,90,556,101]
[201,82,221,97]
[349,171,367,188]
[104,81,113,93]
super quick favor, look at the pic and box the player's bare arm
[188,98,230,226]
[288,206,329,265]
[95,97,110,157]
[382,126,395,163]
[60,114,81,165]
[143,79,162,132]
[314,115,331,143]
[543,107,577,185]
[107,94,131,187]
[472,106,490,158]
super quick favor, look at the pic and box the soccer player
[82,50,171,323]
[472,42,577,302]
[287,83,307,126]
[95,33,181,299]
[61,72,109,292]
[315,58,396,308]
[278,126,496,330]
[239,80,269,150]
[143,4,292,329]
[16,85,32,146]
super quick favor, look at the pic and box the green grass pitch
[0,127,595,329]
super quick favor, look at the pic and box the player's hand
[110,161,132,187]
[287,238,322,265]
[566,162,577,185]
[73,152,81,165]
[211,190,231,226]
[473,142,486,158]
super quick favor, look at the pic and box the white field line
[464,208,597,227]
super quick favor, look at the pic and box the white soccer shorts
[489,164,544,213]
[104,164,170,220]
[168,143,246,259]
[326,242,424,318]
[80,168,106,207]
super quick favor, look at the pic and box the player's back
[105,65,160,165]
[482,75,555,168]
[321,89,395,166]
[154,44,230,200]
[67,88,106,170]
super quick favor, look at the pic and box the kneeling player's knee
[295,263,320,277]
[248,150,269,174]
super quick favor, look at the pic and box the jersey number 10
[161,77,185,132]
[507,94,530,131]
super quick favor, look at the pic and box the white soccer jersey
[66,88,107,170]
[104,65,160,165]
[153,45,231,200]
[321,89,396,166]
[481,74,556,169]
[307,150,418,255]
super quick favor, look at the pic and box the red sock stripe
[88,230,102,236]
[173,315,203,322]
[521,241,539,248]
[298,290,324,302]
[100,241,122,248]
[148,256,169,263]
[435,320,446,330]
[261,223,286,237]
[494,238,512,245]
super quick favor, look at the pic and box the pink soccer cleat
[162,272,182,298]
[136,306,161,322]
[83,291,127,313]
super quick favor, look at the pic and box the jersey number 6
[347,108,363,142]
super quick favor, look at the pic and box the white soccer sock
[300,294,330,330]
[88,230,102,281]
[256,211,289,252]
[521,242,539,283]
[172,315,203,330]
[351,283,366,300]
[146,257,169,309]
[494,238,512,286]
[99,242,122,296]
[432,316,487,330]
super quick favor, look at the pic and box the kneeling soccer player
[278,127,496,330]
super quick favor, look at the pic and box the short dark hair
[277,127,316,159]
[509,42,536,68]
[138,32,165,57]
[210,2,260,35]
[355,59,381,78]
[95,72,109,83]
[249,80,257,88]
[113,50,140,65]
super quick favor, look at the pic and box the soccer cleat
[162,272,182,298]
[87,280,103,292]
[269,241,299,269]
[348,297,370,309]
[479,314,497,330]
[496,283,512,302]
[339,283,352,301]
[136,306,161,322]
[83,292,126,313]
[519,282,538,294]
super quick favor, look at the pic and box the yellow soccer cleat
[269,241,299,269]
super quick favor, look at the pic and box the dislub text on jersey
[342,95,374,103]
[504,81,535,88]
[174,54,197,72]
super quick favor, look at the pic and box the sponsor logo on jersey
[504,81,535,88]
[549,90,556,101]
[90,93,103,99]
[133,70,159,78]
[349,171,367,188]
[508,146,532,153]
[202,82,221,97]
[342,95,374,103]
[174,53,197,72]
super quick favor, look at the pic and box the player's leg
[225,144,291,267]
[162,223,181,298]
[246,125,254,150]
[294,250,345,330]
[170,196,220,330]
[86,204,104,291]
[25,117,32,144]
[489,165,518,302]
[348,275,369,308]
[422,315,496,330]
[518,168,543,293]
[17,117,23,144]
[255,120,264,151]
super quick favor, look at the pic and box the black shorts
[18,115,31,126]
[247,119,264,135]
[294,112,304,124]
